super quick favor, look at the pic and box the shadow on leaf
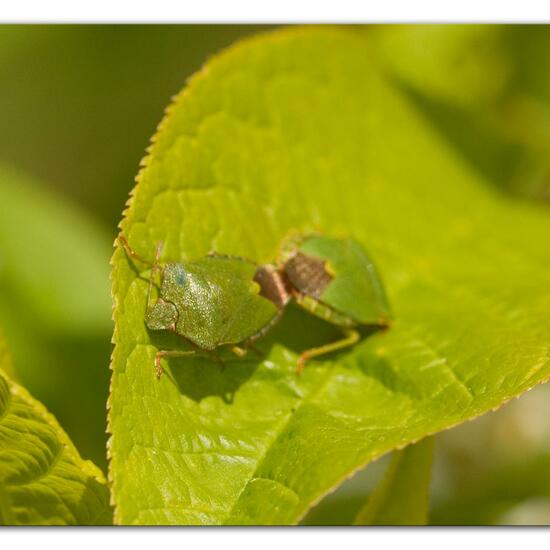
[149,302,387,404]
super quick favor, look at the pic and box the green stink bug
[278,233,392,373]
[118,236,289,378]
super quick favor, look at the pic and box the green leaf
[109,27,550,525]
[368,26,550,202]
[0,26,268,225]
[369,25,511,108]
[0,328,14,379]
[0,330,111,525]
[354,437,434,525]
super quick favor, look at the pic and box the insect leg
[231,308,284,362]
[231,344,264,361]
[296,328,359,375]
[231,346,247,357]
[208,351,226,371]
[155,349,195,379]
[118,236,165,314]
[248,344,264,358]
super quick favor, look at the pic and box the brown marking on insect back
[254,265,292,310]
[284,252,333,299]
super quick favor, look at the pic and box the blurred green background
[0,24,549,525]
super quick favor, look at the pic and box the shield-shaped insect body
[278,233,392,372]
[118,237,290,378]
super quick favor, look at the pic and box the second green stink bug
[118,236,290,378]
[278,233,392,373]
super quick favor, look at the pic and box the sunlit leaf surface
[109,27,550,525]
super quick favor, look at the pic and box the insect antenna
[146,241,164,311]
[117,235,154,267]
[118,235,165,314]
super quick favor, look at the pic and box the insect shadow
[121,233,391,403]
[147,302,380,404]
[259,302,383,361]
[146,329,255,403]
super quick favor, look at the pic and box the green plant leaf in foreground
[109,28,550,525]
[0,331,111,525]
[354,437,434,525]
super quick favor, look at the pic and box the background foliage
[1,24,549,525]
